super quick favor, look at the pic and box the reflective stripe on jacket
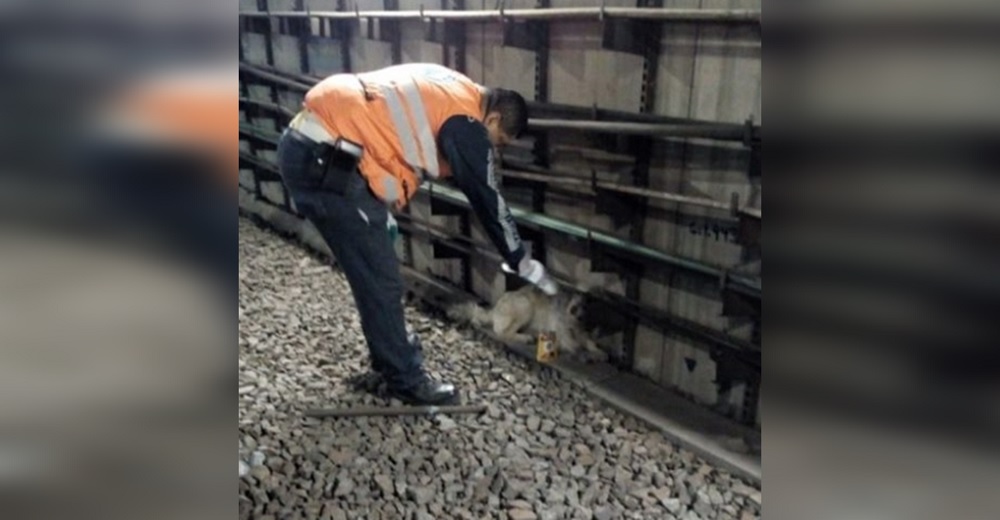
[303,63,484,209]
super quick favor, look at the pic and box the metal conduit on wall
[238,7,761,24]
[238,62,760,143]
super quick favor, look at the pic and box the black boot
[389,377,459,406]
[346,370,385,394]
[407,332,423,353]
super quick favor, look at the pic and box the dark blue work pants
[276,128,424,390]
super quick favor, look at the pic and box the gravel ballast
[239,218,762,520]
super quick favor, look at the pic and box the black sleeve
[438,115,526,267]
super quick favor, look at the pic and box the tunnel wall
[238,0,761,427]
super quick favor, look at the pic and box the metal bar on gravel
[304,404,487,418]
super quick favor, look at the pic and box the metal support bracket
[721,282,761,322]
[601,18,661,56]
[379,0,402,64]
[588,240,643,368]
[595,185,642,229]
[735,211,761,256]
[709,346,762,425]
[748,142,761,178]
[744,117,761,178]
[585,297,632,337]
[430,196,468,217]
[432,239,468,260]
[502,20,547,50]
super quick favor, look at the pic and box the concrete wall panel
[307,37,346,76]
[399,21,445,64]
[465,24,536,96]
[242,33,270,66]
[349,39,394,73]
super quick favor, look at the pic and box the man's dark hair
[486,88,529,138]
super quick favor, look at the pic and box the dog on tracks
[447,284,607,363]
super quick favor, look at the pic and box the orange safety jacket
[303,63,485,210]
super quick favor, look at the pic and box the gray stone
[374,474,394,497]
[433,449,452,468]
[508,508,538,520]
[236,220,752,520]
[545,487,566,505]
[250,451,267,467]
[320,504,348,520]
[436,415,457,431]
[333,476,354,497]
[593,506,615,520]
[663,498,683,514]
[539,506,566,520]
[250,465,271,481]
[407,486,435,505]
[693,500,714,518]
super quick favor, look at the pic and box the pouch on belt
[292,110,365,195]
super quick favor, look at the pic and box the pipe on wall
[528,118,748,140]
[501,168,749,215]
[239,62,760,141]
[237,64,758,143]
[239,7,761,24]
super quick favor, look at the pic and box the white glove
[502,257,558,296]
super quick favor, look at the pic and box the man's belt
[289,109,364,164]
[289,109,334,144]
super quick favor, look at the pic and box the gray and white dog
[448,284,607,363]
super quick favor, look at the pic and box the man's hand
[502,257,558,296]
